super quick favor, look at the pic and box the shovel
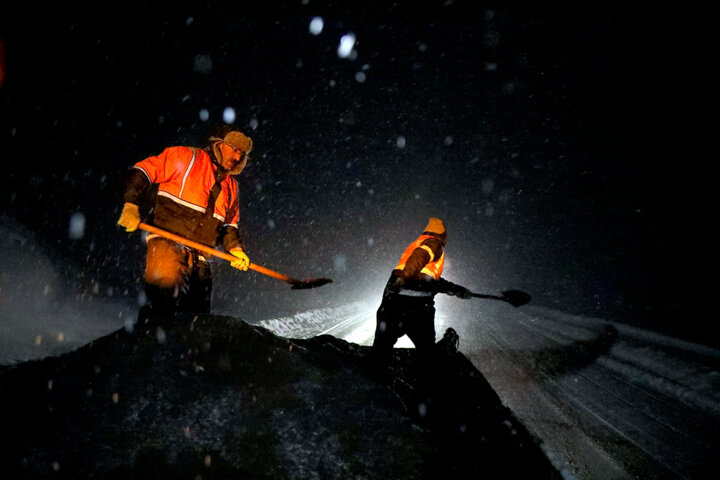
[470,289,531,307]
[138,223,333,289]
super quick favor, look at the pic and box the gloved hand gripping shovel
[138,223,332,289]
[470,289,531,307]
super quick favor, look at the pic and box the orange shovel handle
[138,223,295,283]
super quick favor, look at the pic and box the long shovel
[471,289,531,307]
[138,223,332,290]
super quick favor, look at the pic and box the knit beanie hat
[424,217,445,235]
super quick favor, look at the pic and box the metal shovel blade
[501,289,532,307]
[290,278,334,290]
[470,289,531,307]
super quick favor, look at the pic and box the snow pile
[0,314,559,478]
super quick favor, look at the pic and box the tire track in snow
[506,308,716,479]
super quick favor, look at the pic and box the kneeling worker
[371,217,472,368]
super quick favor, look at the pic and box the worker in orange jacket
[117,126,252,320]
[371,217,472,368]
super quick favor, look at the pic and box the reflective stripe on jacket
[395,234,445,280]
[124,146,243,249]
[132,146,239,226]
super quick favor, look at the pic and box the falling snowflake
[309,17,324,35]
[68,212,85,239]
[194,54,212,74]
[337,33,356,59]
[223,107,236,124]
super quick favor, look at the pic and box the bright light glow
[337,33,356,58]
[199,109,209,121]
[309,17,324,35]
[395,336,416,348]
[343,314,376,345]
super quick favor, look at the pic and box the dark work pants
[142,237,213,320]
[371,292,437,368]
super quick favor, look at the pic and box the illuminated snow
[68,212,85,239]
[156,326,166,344]
[257,302,366,338]
[309,17,324,35]
[333,254,347,272]
[337,33,356,58]
[223,107,236,124]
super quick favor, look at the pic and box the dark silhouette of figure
[371,218,472,370]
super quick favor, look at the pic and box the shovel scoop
[470,289,531,307]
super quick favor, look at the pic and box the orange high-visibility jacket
[124,146,242,249]
[395,234,445,280]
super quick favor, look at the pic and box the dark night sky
[0,3,711,345]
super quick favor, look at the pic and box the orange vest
[132,146,239,226]
[395,234,445,280]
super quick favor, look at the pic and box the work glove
[117,202,140,232]
[385,274,405,293]
[229,248,250,271]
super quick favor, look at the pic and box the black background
[1,3,711,345]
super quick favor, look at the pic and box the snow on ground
[520,305,720,417]
[0,217,133,364]
[255,300,720,479]
[254,301,367,339]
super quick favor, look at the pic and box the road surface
[259,300,720,479]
